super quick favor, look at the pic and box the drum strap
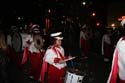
[52,46,65,60]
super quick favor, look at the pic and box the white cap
[32,28,40,33]
[121,19,125,27]
[31,24,40,34]
[31,24,40,29]
[50,32,63,40]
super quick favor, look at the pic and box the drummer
[41,32,72,83]
[21,24,45,81]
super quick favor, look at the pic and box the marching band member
[21,24,45,81]
[80,25,89,59]
[107,36,125,83]
[107,19,125,83]
[101,29,113,62]
[41,32,72,83]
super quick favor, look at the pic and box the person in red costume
[107,36,125,83]
[80,24,89,59]
[107,19,125,83]
[41,32,73,83]
[101,29,113,62]
[21,24,45,81]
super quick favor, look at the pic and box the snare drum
[65,69,84,83]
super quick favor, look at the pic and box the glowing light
[96,22,100,26]
[82,2,86,5]
[48,9,51,13]
[92,12,96,16]
[18,17,21,20]
[61,21,64,24]
[111,23,115,27]
[111,23,116,29]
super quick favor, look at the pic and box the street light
[111,23,115,27]
[111,23,116,29]
[48,9,51,13]
[96,22,100,26]
[82,1,86,6]
[17,17,21,20]
[92,12,96,17]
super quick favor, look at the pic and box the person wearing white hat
[41,32,72,83]
[21,24,45,81]
[107,20,125,83]
[107,36,125,83]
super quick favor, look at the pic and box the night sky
[0,0,124,29]
[0,0,44,29]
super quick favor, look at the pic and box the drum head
[12,32,22,52]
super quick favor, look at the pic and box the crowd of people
[0,19,125,83]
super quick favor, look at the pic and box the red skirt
[48,65,66,83]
